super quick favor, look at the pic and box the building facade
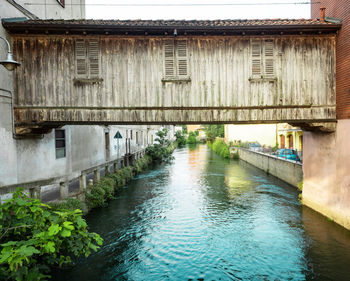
[0,1,173,201]
[224,124,277,147]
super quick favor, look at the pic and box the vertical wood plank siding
[13,35,336,124]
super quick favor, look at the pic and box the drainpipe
[320,7,326,23]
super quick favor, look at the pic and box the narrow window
[130,130,133,140]
[164,40,188,78]
[251,41,262,77]
[177,40,188,77]
[75,39,87,76]
[264,40,274,77]
[136,131,139,144]
[75,39,100,78]
[89,40,100,77]
[250,39,275,79]
[55,129,66,159]
[164,40,175,77]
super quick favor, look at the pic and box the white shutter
[177,40,188,77]
[75,39,87,76]
[164,40,175,77]
[251,41,262,77]
[89,40,100,77]
[264,40,274,77]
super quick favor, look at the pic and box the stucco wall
[303,119,350,230]
[238,148,303,187]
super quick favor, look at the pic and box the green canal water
[53,145,350,280]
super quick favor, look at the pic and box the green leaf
[15,197,27,206]
[60,229,71,237]
[76,217,87,228]
[18,246,40,257]
[63,221,75,231]
[48,224,61,236]
[44,242,55,253]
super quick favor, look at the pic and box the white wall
[225,124,277,146]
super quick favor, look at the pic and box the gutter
[1,22,341,36]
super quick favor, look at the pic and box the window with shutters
[75,39,100,79]
[250,39,275,80]
[163,40,190,82]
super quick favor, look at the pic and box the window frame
[250,39,276,81]
[75,39,101,79]
[162,39,191,82]
[55,129,66,159]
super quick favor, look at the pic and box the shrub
[133,155,152,174]
[0,189,102,281]
[48,198,83,212]
[174,130,187,147]
[208,139,230,159]
[85,177,116,209]
[187,132,198,144]
[85,185,106,209]
[146,128,174,163]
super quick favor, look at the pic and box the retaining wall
[238,148,303,187]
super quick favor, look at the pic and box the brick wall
[311,1,350,119]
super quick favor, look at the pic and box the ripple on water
[51,146,350,281]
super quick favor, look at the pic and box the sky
[86,0,312,20]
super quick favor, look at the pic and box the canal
[53,145,350,281]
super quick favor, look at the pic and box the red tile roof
[2,18,341,35]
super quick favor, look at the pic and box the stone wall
[238,148,303,187]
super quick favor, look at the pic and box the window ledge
[162,77,191,83]
[249,77,277,83]
[73,78,103,86]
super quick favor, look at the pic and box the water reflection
[52,145,350,281]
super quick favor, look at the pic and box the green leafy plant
[208,139,230,159]
[146,128,174,163]
[0,189,103,281]
[203,124,224,142]
[85,177,115,209]
[48,198,84,212]
[187,132,198,144]
[174,130,187,147]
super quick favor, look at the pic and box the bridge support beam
[302,119,350,230]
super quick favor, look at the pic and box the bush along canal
[50,144,350,281]
[0,129,177,280]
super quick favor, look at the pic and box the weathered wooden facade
[3,19,341,135]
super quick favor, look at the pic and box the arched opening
[287,134,294,149]
[280,135,285,148]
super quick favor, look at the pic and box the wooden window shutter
[89,40,100,77]
[251,41,262,77]
[164,40,175,77]
[177,40,188,77]
[75,39,87,76]
[264,40,274,77]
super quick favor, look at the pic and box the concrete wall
[238,148,303,187]
[303,119,350,230]
[3,0,85,20]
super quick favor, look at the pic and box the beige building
[224,124,278,147]
[277,124,303,152]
